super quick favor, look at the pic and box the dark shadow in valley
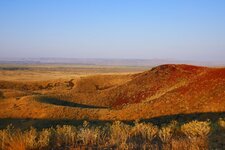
[36,96,108,109]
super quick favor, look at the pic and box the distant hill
[0,58,224,66]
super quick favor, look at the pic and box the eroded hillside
[0,64,224,124]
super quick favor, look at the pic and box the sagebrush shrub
[159,120,178,143]
[130,121,158,144]
[3,131,26,150]
[218,118,225,129]
[77,121,100,145]
[23,127,38,149]
[55,125,77,147]
[110,121,131,148]
[181,120,211,139]
[37,128,52,148]
[0,120,216,149]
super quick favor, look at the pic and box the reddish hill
[63,64,223,120]
[110,64,208,107]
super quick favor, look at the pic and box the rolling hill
[0,64,224,125]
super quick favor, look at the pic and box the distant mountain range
[0,58,224,66]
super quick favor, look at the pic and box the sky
[0,0,225,62]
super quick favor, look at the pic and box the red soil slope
[111,65,225,120]
[110,64,209,107]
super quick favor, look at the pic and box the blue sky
[0,0,225,62]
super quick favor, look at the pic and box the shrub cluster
[0,119,224,150]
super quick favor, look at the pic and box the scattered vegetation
[0,119,224,150]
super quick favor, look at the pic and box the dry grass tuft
[0,125,26,150]
[181,120,211,139]
[77,121,100,146]
[55,125,77,148]
[130,120,158,143]
[158,121,178,150]
[218,118,225,129]
[181,120,211,150]
[37,128,52,149]
[110,121,131,148]
[159,121,178,143]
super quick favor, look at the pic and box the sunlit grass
[0,119,224,150]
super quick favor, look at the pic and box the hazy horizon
[1,0,225,62]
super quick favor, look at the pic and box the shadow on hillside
[0,112,224,130]
[0,118,109,130]
[142,111,225,126]
[36,96,108,109]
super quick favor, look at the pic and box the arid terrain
[0,64,224,126]
[0,64,225,149]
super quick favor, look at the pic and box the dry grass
[109,121,131,148]
[159,121,178,143]
[158,121,178,150]
[218,118,225,129]
[0,120,224,150]
[77,121,100,145]
[181,120,211,150]
[130,120,158,142]
[181,120,211,139]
